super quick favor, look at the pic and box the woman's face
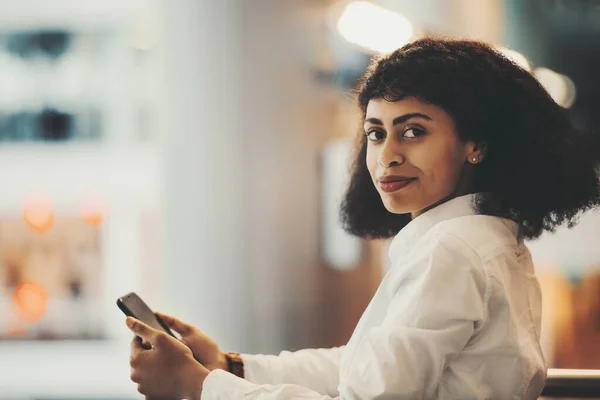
[365,97,480,218]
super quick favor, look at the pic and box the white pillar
[159,0,327,354]
[159,0,249,351]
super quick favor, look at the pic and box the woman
[126,38,600,399]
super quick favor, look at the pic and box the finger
[130,338,151,370]
[130,367,142,383]
[137,383,146,395]
[131,335,142,352]
[126,317,156,344]
[132,334,153,352]
[131,334,151,350]
[155,312,192,336]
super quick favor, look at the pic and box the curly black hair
[340,37,600,240]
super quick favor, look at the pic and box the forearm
[240,347,343,396]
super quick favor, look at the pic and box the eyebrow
[364,113,432,126]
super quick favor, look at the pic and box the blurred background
[0,0,598,398]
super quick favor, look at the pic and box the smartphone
[117,292,176,337]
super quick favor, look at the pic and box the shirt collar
[389,193,480,260]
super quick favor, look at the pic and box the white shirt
[202,194,547,399]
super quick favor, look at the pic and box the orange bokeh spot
[7,326,27,337]
[81,207,104,226]
[80,194,106,226]
[22,195,55,233]
[13,280,49,323]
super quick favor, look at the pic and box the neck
[411,188,475,219]
[412,160,477,219]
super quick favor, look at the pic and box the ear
[466,141,487,164]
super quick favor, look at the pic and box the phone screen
[117,292,175,337]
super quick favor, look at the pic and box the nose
[377,158,402,168]
[378,140,405,168]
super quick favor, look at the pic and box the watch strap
[225,351,245,379]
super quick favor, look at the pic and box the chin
[381,195,421,215]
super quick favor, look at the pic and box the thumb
[156,312,192,336]
[126,317,154,341]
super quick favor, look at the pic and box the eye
[403,127,425,139]
[365,130,386,141]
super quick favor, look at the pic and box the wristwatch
[225,352,245,378]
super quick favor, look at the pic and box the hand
[127,317,209,399]
[156,312,228,371]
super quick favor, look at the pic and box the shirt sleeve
[201,233,487,400]
[241,347,343,395]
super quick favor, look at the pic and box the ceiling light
[534,67,577,109]
[496,46,531,71]
[337,1,413,54]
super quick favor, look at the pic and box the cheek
[365,146,378,179]
[419,144,464,187]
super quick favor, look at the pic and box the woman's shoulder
[387,215,519,294]
[423,214,521,260]
[387,217,491,296]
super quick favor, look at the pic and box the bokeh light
[12,280,49,323]
[22,194,55,233]
[496,46,532,71]
[534,67,577,109]
[336,1,413,54]
[7,326,27,337]
[80,194,107,226]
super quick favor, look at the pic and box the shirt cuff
[239,353,277,384]
[202,368,255,400]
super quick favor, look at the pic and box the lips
[377,177,416,193]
